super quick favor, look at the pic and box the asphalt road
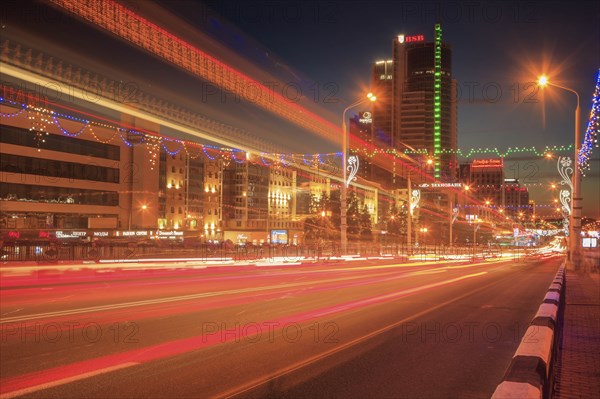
[0,255,562,398]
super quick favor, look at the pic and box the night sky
[2,0,599,217]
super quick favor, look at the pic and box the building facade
[370,25,457,182]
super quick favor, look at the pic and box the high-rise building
[371,60,394,146]
[371,25,457,181]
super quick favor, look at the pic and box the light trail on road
[0,256,562,398]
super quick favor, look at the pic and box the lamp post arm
[547,82,580,108]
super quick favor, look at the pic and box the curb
[491,263,565,398]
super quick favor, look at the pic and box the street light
[538,75,581,269]
[341,92,376,255]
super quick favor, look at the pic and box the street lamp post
[473,218,481,261]
[341,93,376,255]
[538,76,581,270]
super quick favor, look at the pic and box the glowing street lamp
[341,92,376,255]
[538,75,582,269]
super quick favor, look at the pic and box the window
[0,124,120,160]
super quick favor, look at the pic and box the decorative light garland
[51,115,89,137]
[0,97,579,169]
[27,108,51,151]
[356,145,573,159]
[145,135,161,170]
[578,69,600,174]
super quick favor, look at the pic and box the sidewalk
[553,270,600,398]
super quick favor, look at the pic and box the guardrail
[0,241,509,264]
[491,263,566,398]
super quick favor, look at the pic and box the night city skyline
[162,0,600,217]
[0,1,599,399]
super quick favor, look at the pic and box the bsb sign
[398,34,425,44]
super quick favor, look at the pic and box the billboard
[270,229,288,244]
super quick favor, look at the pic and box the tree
[386,204,408,241]
[346,192,361,237]
[304,192,338,242]
[360,204,372,241]
[329,190,341,229]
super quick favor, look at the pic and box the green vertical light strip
[434,23,442,179]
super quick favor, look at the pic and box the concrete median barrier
[491,263,565,398]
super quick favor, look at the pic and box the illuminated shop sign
[56,231,87,239]
[358,111,372,124]
[398,34,425,44]
[157,230,183,236]
[92,231,110,237]
[472,159,503,167]
[418,182,463,188]
[119,230,150,237]
[156,230,184,239]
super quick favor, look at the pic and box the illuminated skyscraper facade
[371,24,457,181]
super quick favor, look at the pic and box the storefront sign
[56,231,87,239]
[119,230,150,237]
[92,231,110,237]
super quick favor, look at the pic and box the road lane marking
[0,308,23,317]
[0,362,139,399]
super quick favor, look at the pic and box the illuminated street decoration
[27,107,51,151]
[346,155,360,187]
[433,23,442,178]
[557,156,574,195]
[355,144,573,158]
[451,207,459,224]
[51,115,88,137]
[146,135,161,170]
[0,97,343,169]
[3,96,575,165]
[0,93,580,217]
[410,189,421,216]
[578,69,599,174]
[557,156,573,236]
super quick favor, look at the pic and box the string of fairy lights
[1,92,597,181]
[2,95,595,227]
[1,97,581,167]
[355,145,574,159]
[578,69,600,175]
